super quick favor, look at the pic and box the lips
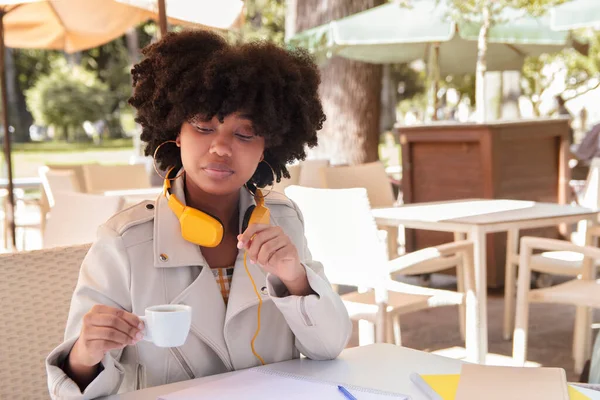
[202,163,234,179]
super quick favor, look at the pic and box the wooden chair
[512,236,600,374]
[504,158,600,343]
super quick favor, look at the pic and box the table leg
[468,226,487,364]
[454,232,467,341]
[503,228,519,340]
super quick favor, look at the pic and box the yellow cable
[243,249,265,365]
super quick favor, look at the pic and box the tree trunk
[5,48,30,142]
[290,0,384,165]
[475,2,491,123]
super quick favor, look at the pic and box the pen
[338,385,358,400]
[409,372,443,400]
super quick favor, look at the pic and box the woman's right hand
[69,304,144,368]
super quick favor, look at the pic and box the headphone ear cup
[242,205,256,233]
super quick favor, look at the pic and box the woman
[46,30,352,399]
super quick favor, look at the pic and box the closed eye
[193,125,214,133]
[235,133,254,141]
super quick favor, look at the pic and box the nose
[209,132,233,157]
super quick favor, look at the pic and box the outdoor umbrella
[117,0,245,37]
[0,0,243,248]
[551,0,600,31]
[288,0,570,74]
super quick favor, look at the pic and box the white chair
[503,158,600,340]
[285,185,475,346]
[297,159,329,188]
[512,236,600,374]
[43,192,124,248]
[272,164,301,193]
[82,163,151,193]
[321,161,401,259]
[320,161,397,208]
[39,166,82,208]
[0,244,91,399]
[1,188,44,251]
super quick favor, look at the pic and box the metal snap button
[159,253,168,262]
[146,203,154,210]
[260,286,268,296]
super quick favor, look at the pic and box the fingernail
[136,332,143,340]
[138,322,144,329]
[251,259,256,264]
[237,241,244,249]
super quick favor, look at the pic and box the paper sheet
[421,374,590,400]
[158,369,408,400]
[455,364,570,400]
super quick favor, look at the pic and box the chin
[192,174,243,196]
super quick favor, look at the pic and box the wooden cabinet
[397,118,571,288]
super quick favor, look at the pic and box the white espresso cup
[139,304,192,347]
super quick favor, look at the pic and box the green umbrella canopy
[288,0,569,75]
[551,0,600,31]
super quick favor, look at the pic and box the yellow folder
[420,374,590,400]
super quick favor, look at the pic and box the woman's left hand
[238,224,312,296]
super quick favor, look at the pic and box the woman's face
[176,112,265,196]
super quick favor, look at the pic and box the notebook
[420,367,590,400]
[158,368,409,400]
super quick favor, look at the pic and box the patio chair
[320,161,397,208]
[1,187,44,251]
[82,163,151,193]
[0,243,91,399]
[512,236,600,374]
[503,158,600,341]
[297,159,330,188]
[43,192,124,248]
[285,185,475,346]
[45,163,92,194]
[39,166,82,208]
[320,161,403,261]
[272,164,301,193]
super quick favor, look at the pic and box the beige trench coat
[46,179,352,399]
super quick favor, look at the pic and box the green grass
[11,138,134,152]
[5,138,138,178]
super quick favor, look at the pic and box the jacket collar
[153,173,257,268]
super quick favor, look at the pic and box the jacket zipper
[171,347,195,380]
[299,297,313,326]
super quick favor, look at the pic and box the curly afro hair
[128,29,325,188]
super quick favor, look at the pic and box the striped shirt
[212,266,235,305]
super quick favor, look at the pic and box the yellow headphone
[164,167,270,364]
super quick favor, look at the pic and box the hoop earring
[153,140,185,181]
[244,160,275,198]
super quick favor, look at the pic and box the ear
[259,154,264,162]
[175,136,181,147]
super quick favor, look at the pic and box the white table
[372,199,600,365]
[101,344,600,399]
[101,187,162,209]
[0,177,42,190]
